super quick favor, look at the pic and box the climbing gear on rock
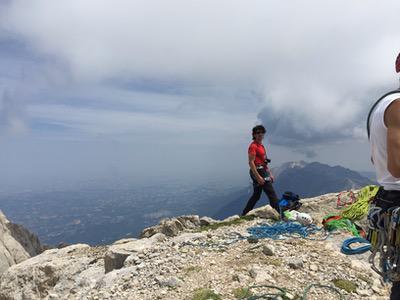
[283,210,312,226]
[341,185,379,220]
[322,214,361,237]
[336,190,356,208]
[341,237,371,255]
[279,191,302,212]
[247,221,326,240]
[367,204,400,282]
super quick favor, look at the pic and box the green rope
[324,217,360,236]
[245,284,344,300]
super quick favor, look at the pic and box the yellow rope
[340,185,379,220]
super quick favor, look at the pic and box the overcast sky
[0,1,400,192]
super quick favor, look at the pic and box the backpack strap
[367,89,400,139]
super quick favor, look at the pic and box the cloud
[0,89,28,135]
[1,0,400,150]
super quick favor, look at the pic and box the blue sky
[0,1,400,192]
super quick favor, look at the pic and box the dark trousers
[392,281,400,300]
[374,188,400,299]
[242,169,280,216]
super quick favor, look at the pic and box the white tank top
[370,91,400,191]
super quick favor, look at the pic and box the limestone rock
[0,244,105,300]
[247,205,280,220]
[140,215,203,238]
[0,210,43,275]
[249,265,273,283]
[199,216,219,226]
[171,232,206,245]
[288,258,304,269]
[156,276,183,287]
[223,215,240,222]
[262,244,275,256]
[0,190,392,300]
[104,233,166,273]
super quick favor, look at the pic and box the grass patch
[192,288,221,300]
[265,257,283,267]
[356,273,373,285]
[197,215,256,232]
[332,279,357,293]
[233,287,252,299]
[185,265,202,274]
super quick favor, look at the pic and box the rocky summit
[0,210,43,275]
[0,192,392,299]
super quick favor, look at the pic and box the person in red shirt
[241,125,280,216]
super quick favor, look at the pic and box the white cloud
[2,0,399,145]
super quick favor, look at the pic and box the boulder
[0,210,43,275]
[247,205,280,220]
[199,216,219,226]
[0,244,105,300]
[223,215,240,222]
[104,233,166,273]
[170,232,206,245]
[140,215,203,238]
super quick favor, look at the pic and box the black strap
[367,89,400,139]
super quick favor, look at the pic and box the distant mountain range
[213,161,375,220]
[0,161,375,245]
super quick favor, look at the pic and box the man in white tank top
[369,52,400,299]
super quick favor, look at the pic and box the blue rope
[247,221,323,240]
[341,237,371,255]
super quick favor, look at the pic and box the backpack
[279,191,302,212]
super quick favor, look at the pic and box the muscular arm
[385,99,400,178]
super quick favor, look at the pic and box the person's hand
[270,175,275,183]
[257,176,265,185]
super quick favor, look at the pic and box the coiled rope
[341,237,371,255]
[247,221,327,241]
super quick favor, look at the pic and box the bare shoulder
[385,99,400,128]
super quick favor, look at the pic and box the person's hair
[252,125,266,140]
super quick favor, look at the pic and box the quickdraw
[336,190,356,208]
[367,206,400,282]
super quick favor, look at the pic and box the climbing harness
[341,237,371,255]
[367,205,400,281]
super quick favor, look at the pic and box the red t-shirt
[248,141,266,166]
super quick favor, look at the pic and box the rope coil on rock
[247,221,328,241]
[341,237,371,255]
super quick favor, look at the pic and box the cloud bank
[1,0,399,148]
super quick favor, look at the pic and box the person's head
[252,125,266,141]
